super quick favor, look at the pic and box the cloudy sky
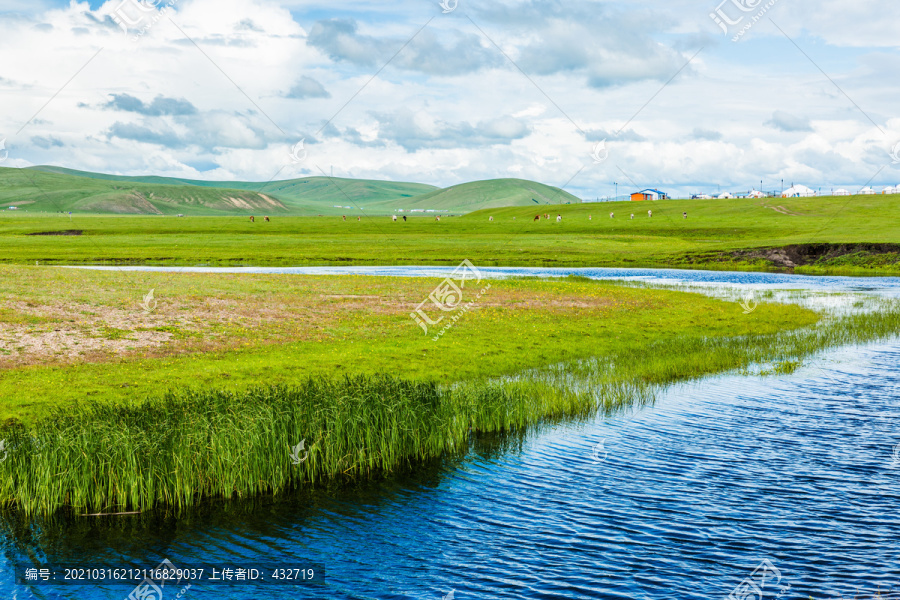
[1,0,898,198]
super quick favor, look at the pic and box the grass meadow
[1,262,900,515]
[2,190,900,515]
[1,192,899,273]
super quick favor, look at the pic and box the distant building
[630,189,668,201]
[781,184,817,197]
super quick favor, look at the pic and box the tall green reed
[2,300,899,517]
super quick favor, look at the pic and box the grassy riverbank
[2,262,900,516]
[2,301,900,517]
[0,265,815,422]
[1,193,899,273]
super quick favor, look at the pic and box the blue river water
[3,268,899,599]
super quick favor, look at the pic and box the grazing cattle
[392,215,397,222]
[630,214,634,219]
[342,215,346,221]
[683,212,687,219]
[265,216,270,222]
[534,214,540,221]
[556,214,562,222]
[249,216,255,223]
[648,210,652,218]
[357,216,361,221]
[402,215,407,222]
[489,216,494,222]
[609,212,614,219]
[588,215,592,221]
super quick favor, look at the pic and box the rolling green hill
[2,168,287,216]
[364,178,581,213]
[16,167,581,216]
[27,166,440,214]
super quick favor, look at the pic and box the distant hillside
[28,166,440,214]
[2,168,286,215]
[365,178,582,213]
[7,167,583,215]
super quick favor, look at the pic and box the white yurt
[781,184,817,197]
[748,190,766,198]
[859,186,876,195]
[717,192,734,199]
[833,189,850,196]
[882,186,898,194]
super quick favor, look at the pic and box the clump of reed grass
[0,372,655,517]
[2,300,899,517]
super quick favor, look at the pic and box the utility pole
[614,181,618,201]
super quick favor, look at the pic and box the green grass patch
[0,308,57,326]
[2,302,899,517]
[1,192,899,273]
[0,271,818,423]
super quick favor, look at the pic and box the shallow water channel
[3,268,899,599]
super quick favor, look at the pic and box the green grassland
[1,192,898,273]
[0,265,818,423]
[0,265,833,515]
[3,262,900,515]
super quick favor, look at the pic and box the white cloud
[0,0,896,198]
[766,110,813,132]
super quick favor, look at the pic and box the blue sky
[0,0,898,198]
